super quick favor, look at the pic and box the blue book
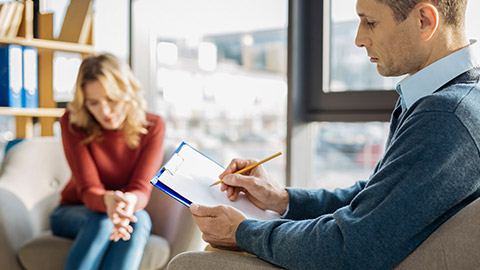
[22,46,38,108]
[0,44,23,108]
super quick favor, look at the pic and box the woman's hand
[104,191,138,241]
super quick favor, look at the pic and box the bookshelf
[0,36,93,53]
[0,0,94,139]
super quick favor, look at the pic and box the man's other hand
[190,203,246,250]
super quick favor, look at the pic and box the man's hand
[219,158,289,215]
[190,203,247,250]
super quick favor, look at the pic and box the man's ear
[416,3,439,41]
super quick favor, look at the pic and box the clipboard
[150,142,280,221]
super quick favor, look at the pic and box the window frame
[286,0,398,187]
[301,0,398,122]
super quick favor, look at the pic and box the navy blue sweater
[236,69,480,270]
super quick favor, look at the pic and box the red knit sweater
[59,110,165,212]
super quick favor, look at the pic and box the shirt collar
[397,39,479,109]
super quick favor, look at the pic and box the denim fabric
[50,205,152,270]
[236,69,480,270]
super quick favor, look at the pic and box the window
[310,121,389,189]
[298,0,398,122]
[133,0,288,184]
[292,0,480,189]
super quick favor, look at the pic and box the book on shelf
[53,51,82,102]
[78,8,93,45]
[7,1,24,38]
[0,1,26,38]
[0,44,23,108]
[22,46,38,108]
[0,3,6,36]
[0,1,14,37]
[0,44,39,109]
[58,0,93,43]
[17,0,33,39]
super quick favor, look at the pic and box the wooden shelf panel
[0,107,65,117]
[0,37,93,54]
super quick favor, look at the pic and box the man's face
[355,0,425,77]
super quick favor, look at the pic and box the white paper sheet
[151,142,280,221]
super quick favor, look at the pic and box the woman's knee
[50,205,94,238]
[132,210,152,234]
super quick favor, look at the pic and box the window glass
[311,122,389,190]
[328,0,402,92]
[466,0,480,49]
[150,0,288,184]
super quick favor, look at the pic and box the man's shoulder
[406,69,480,144]
[413,68,480,115]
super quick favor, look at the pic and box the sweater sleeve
[122,115,166,211]
[236,112,480,270]
[284,181,367,220]
[60,112,108,212]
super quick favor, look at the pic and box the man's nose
[354,26,371,48]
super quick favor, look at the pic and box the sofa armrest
[167,251,284,270]
[145,141,205,261]
[0,137,71,270]
[0,187,33,270]
[394,197,480,270]
[146,188,204,259]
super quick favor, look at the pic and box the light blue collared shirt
[397,40,479,110]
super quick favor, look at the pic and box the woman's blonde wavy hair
[68,53,148,148]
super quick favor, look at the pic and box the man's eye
[367,21,376,27]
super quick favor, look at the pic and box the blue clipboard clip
[161,152,184,176]
[150,142,192,207]
[150,177,192,207]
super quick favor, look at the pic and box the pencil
[209,152,282,187]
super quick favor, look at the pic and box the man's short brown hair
[377,0,468,26]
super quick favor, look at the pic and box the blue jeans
[50,205,151,270]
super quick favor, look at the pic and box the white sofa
[0,137,203,270]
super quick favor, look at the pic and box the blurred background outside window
[138,0,288,184]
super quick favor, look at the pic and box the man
[190,0,480,269]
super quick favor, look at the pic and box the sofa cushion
[139,235,171,270]
[18,231,171,270]
[18,233,71,270]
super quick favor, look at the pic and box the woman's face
[83,80,127,130]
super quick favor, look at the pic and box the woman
[50,53,165,270]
